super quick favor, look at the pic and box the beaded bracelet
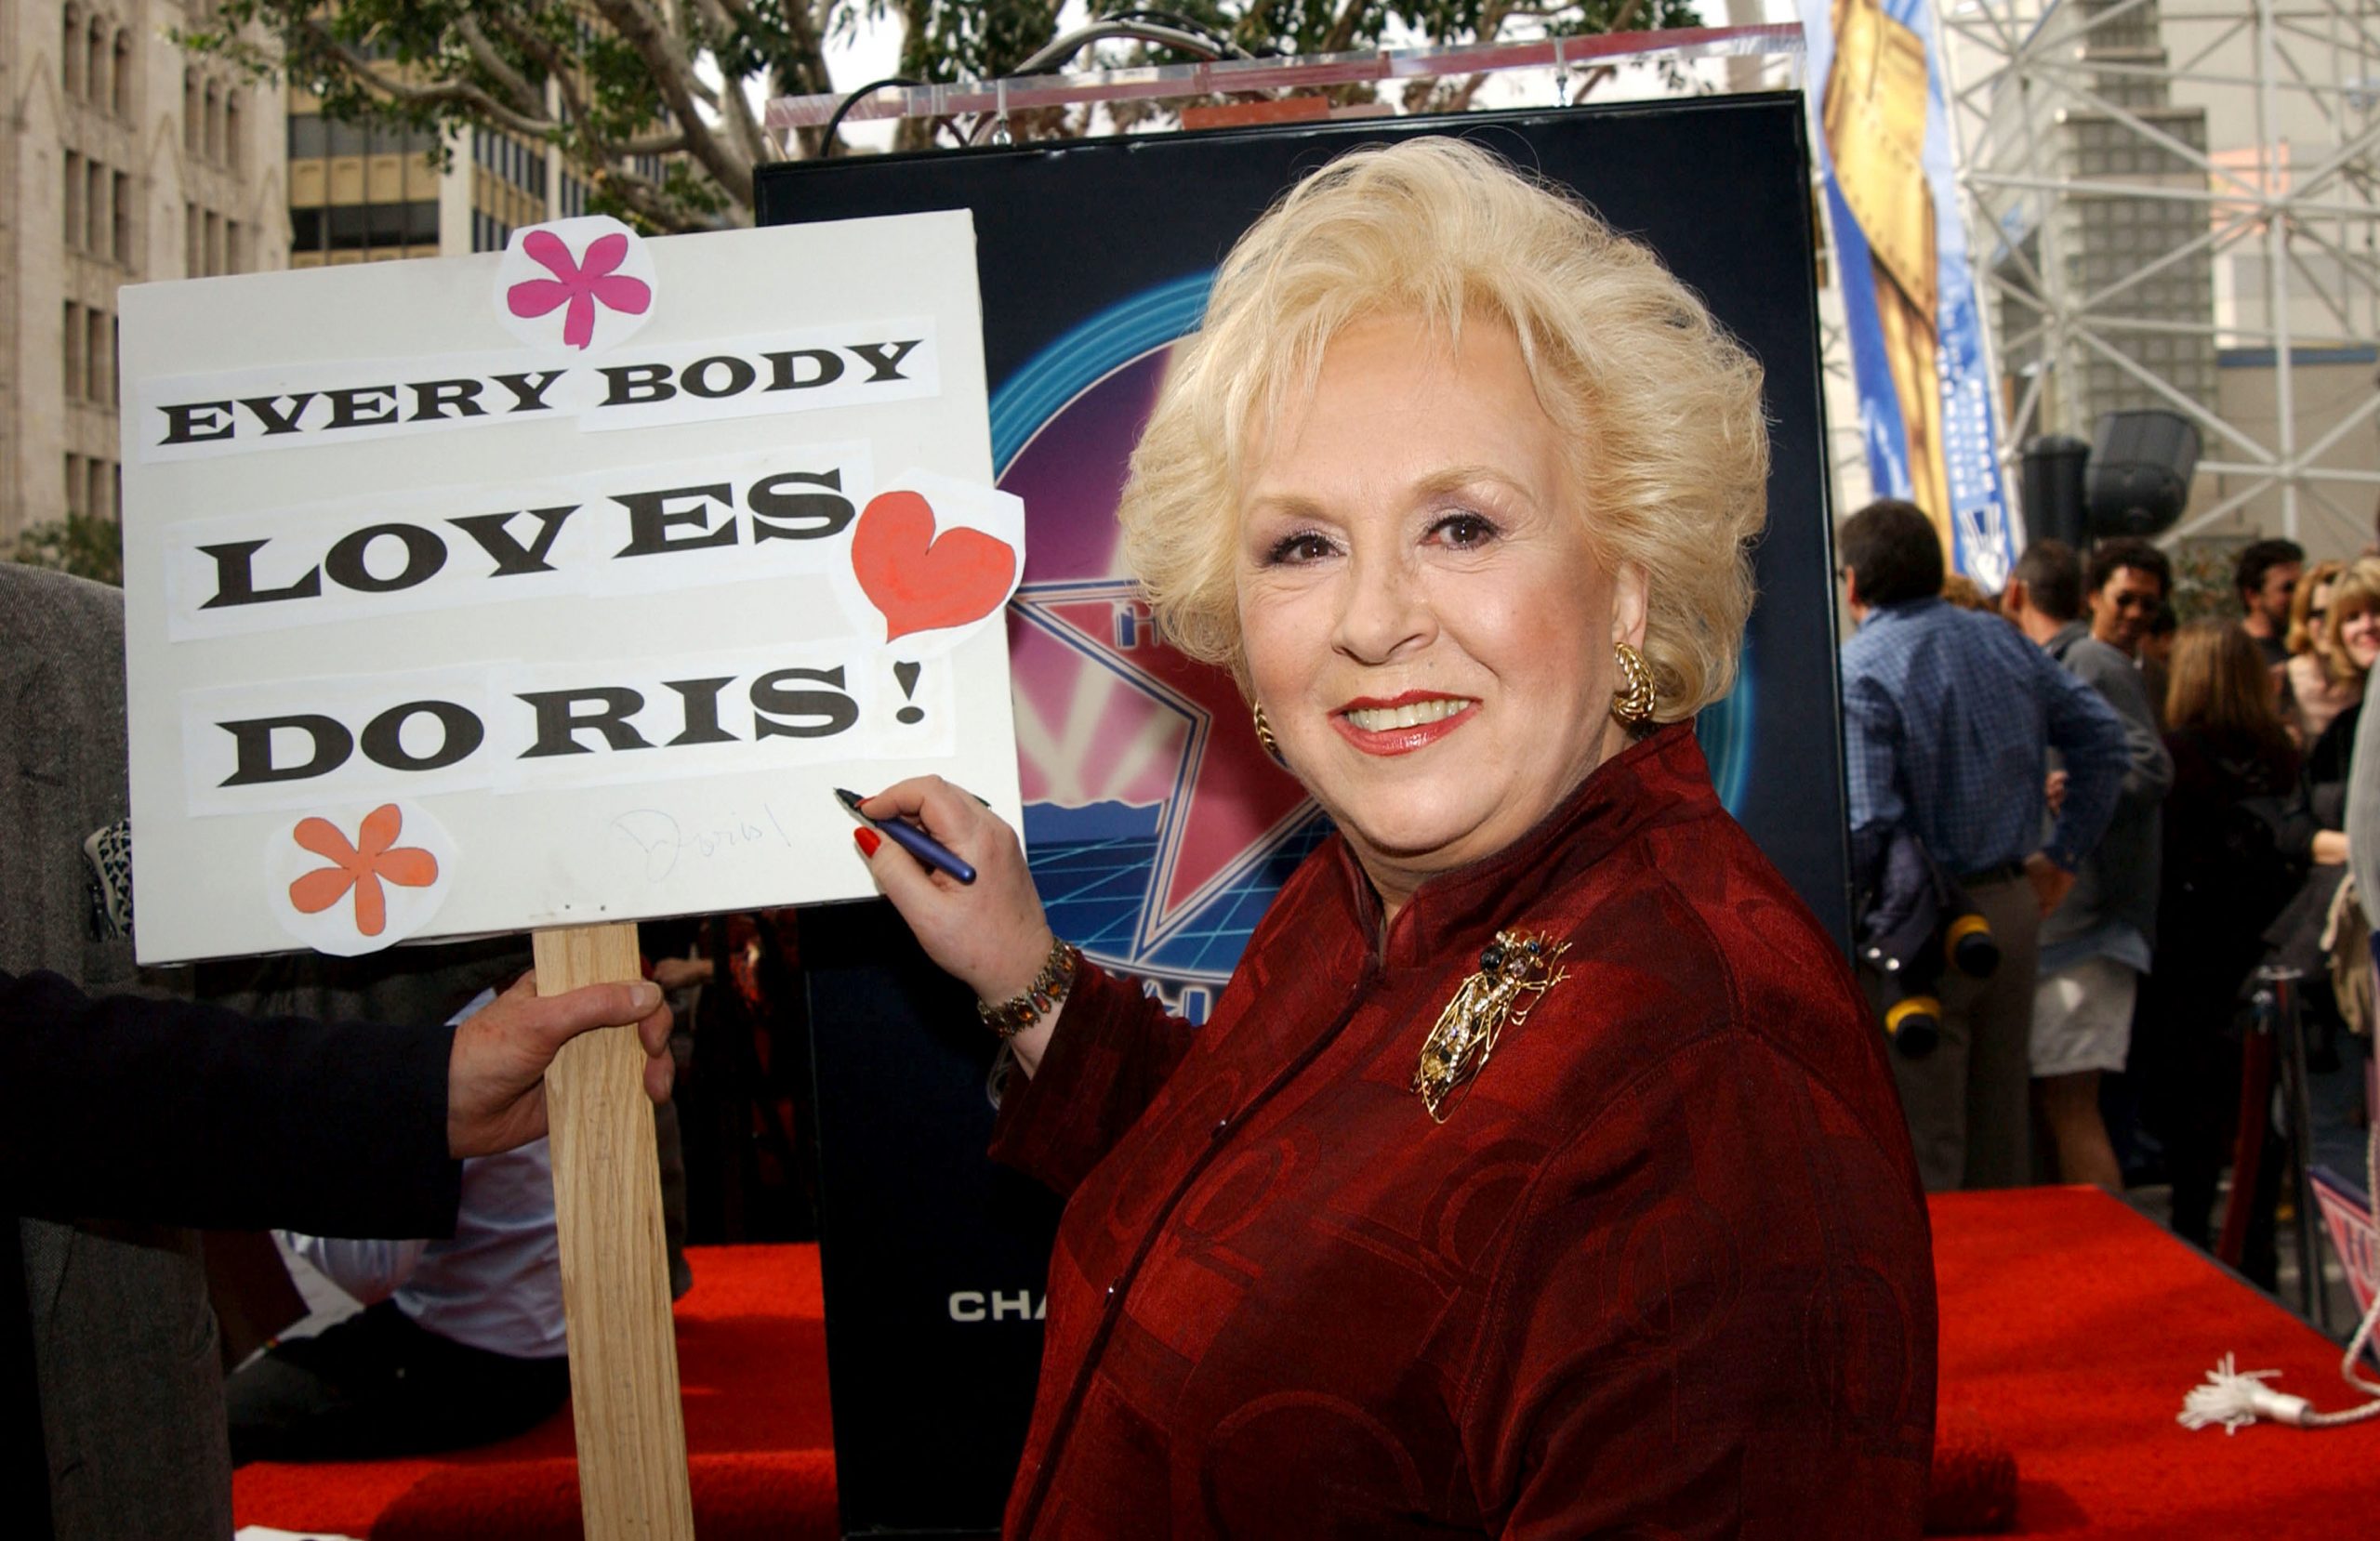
[977,937,1082,1040]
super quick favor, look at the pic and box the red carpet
[233,1190,2379,1537]
[231,1245,838,1539]
[1931,1187,2378,1536]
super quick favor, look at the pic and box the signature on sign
[610,804,795,882]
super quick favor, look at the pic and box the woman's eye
[1430,512,1501,550]
[1264,531,1337,565]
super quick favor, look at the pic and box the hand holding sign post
[120,213,1022,1537]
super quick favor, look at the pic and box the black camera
[1858,831,2001,1058]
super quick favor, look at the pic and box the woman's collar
[1330,720,1714,968]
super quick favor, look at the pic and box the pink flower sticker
[491,217,657,354]
[507,229,652,350]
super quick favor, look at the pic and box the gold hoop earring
[1252,702,1283,761]
[1610,642,1658,728]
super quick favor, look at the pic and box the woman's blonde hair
[1113,136,1771,720]
[2284,557,2344,657]
[2321,557,2380,686]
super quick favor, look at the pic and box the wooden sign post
[536,921,694,1540]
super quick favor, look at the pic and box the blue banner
[1802,0,2016,586]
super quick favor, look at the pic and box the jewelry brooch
[1410,929,1571,1123]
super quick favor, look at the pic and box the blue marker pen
[835,788,977,885]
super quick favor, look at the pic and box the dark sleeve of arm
[2306,707,2359,829]
[2159,734,2212,862]
[1465,1037,1936,1540]
[1,968,461,1237]
[985,960,1194,1199]
[2041,654,2131,870]
[2082,652,2175,808]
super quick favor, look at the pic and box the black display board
[770,97,1845,1537]
[799,899,1063,1535]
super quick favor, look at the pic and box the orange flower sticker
[288,804,441,938]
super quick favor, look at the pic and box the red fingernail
[853,826,881,857]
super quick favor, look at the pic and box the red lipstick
[1330,691,1477,757]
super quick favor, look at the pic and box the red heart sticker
[850,490,1018,642]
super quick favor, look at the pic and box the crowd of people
[1842,511,2373,1284]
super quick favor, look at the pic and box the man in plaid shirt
[1838,501,2129,1191]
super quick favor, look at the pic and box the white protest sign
[121,213,1023,963]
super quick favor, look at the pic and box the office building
[1,2,287,545]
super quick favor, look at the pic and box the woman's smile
[1332,691,1479,753]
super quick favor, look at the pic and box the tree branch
[482,9,564,80]
[689,0,772,165]
[803,0,840,93]
[453,15,544,120]
[1321,0,1376,55]
[1573,0,1648,100]
[589,159,707,231]
[300,20,558,140]
[619,128,690,156]
[702,0,835,156]
[483,10,588,127]
[1436,0,1517,113]
[587,0,755,207]
[476,9,721,221]
[721,72,769,165]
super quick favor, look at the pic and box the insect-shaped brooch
[1410,929,1572,1123]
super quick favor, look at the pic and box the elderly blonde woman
[853,139,1933,1536]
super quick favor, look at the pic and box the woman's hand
[852,777,1066,1073]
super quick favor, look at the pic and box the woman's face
[1234,313,1645,909]
[2308,581,2337,655]
[2338,599,2380,673]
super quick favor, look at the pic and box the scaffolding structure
[1937,0,2380,550]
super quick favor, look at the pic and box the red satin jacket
[990,725,1935,1537]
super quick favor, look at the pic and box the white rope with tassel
[2178,1116,2380,1433]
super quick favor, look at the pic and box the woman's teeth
[1343,698,1472,731]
